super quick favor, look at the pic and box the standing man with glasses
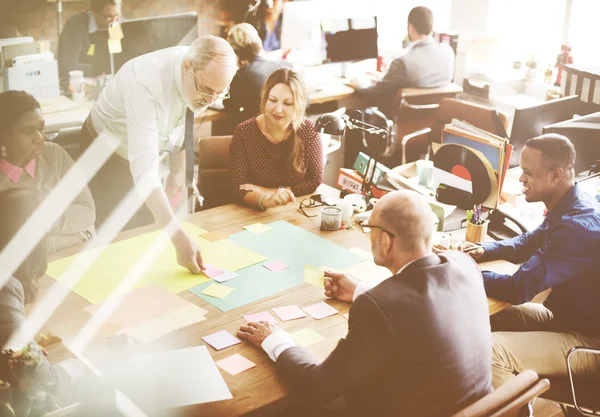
[81,35,237,274]
[237,190,493,416]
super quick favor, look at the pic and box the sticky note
[216,354,256,376]
[201,283,234,299]
[291,328,325,347]
[272,305,306,322]
[243,311,278,325]
[211,270,239,283]
[302,301,339,320]
[202,330,241,350]
[263,261,289,272]
[203,264,225,279]
[304,265,325,288]
[343,313,349,320]
[108,38,122,54]
[87,44,95,56]
[108,24,124,40]
[200,230,229,242]
[243,223,272,234]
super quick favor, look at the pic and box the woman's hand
[262,188,296,208]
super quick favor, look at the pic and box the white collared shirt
[90,46,189,194]
[261,254,432,361]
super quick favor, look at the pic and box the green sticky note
[304,265,324,288]
[291,328,325,347]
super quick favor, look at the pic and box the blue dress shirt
[263,20,281,52]
[480,184,600,337]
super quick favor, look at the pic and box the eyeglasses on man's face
[191,70,231,101]
[362,223,396,238]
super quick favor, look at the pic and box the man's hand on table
[432,241,486,262]
[238,321,281,347]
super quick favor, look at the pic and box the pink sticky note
[263,261,289,272]
[243,311,278,325]
[202,330,241,350]
[216,353,256,376]
[272,305,307,322]
[302,301,339,320]
[203,263,225,278]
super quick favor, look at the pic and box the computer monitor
[280,1,323,65]
[90,12,198,75]
[508,95,579,167]
[324,17,378,63]
[543,112,600,174]
[0,36,34,48]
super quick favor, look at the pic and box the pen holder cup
[465,220,489,243]
[321,206,343,231]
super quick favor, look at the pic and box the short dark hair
[91,0,121,12]
[0,91,41,144]
[408,6,434,35]
[0,189,47,304]
[525,134,576,172]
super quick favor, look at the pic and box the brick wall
[0,0,225,53]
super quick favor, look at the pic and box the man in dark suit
[354,6,455,116]
[224,23,290,132]
[57,0,122,86]
[238,190,493,417]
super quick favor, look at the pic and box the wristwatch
[79,229,93,242]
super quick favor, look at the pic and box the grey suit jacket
[275,252,493,417]
[357,37,455,116]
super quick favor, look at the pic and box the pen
[463,244,482,253]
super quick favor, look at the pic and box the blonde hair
[227,23,263,63]
[260,68,309,174]
[184,35,237,74]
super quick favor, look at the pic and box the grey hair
[184,35,237,74]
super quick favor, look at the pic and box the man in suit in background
[354,6,455,116]
[58,0,122,86]
[238,190,493,417]
[223,23,290,132]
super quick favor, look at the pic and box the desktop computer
[89,12,198,76]
[323,16,378,64]
[508,95,578,167]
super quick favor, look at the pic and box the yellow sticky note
[304,265,324,288]
[108,38,122,54]
[291,328,325,347]
[108,24,124,40]
[243,223,272,234]
[87,44,95,56]
[201,283,234,299]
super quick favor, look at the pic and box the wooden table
[39,185,515,416]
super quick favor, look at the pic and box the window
[567,0,600,66]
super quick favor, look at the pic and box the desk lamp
[315,109,393,200]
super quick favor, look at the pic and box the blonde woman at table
[0,91,96,254]
[229,67,323,210]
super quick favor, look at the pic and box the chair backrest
[196,135,233,210]
[389,83,462,166]
[431,97,509,143]
[451,370,550,417]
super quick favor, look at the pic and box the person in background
[246,0,288,52]
[0,188,84,415]
[354,6,454,116]
[82,35,237,274]
[58,0,122,86]
[237,190,493,416]
[0,91,95,254]
[459,134,600,389]
[225,23,290,130]
[229,67,323,210]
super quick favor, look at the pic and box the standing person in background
[225,23,290,130]
[58,0,123,86]
[246,0,288,52]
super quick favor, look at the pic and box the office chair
[541,347,600,416]
[196,135,233,210]
[451,370,550,417]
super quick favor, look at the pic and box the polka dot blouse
[229,117,324,201]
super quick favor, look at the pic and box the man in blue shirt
[463,134,600,388]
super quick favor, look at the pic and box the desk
[41,184,514,416]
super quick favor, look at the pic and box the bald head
[371,190,434,252]
[185,35,237,75]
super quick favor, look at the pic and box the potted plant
[526,54,538,80]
